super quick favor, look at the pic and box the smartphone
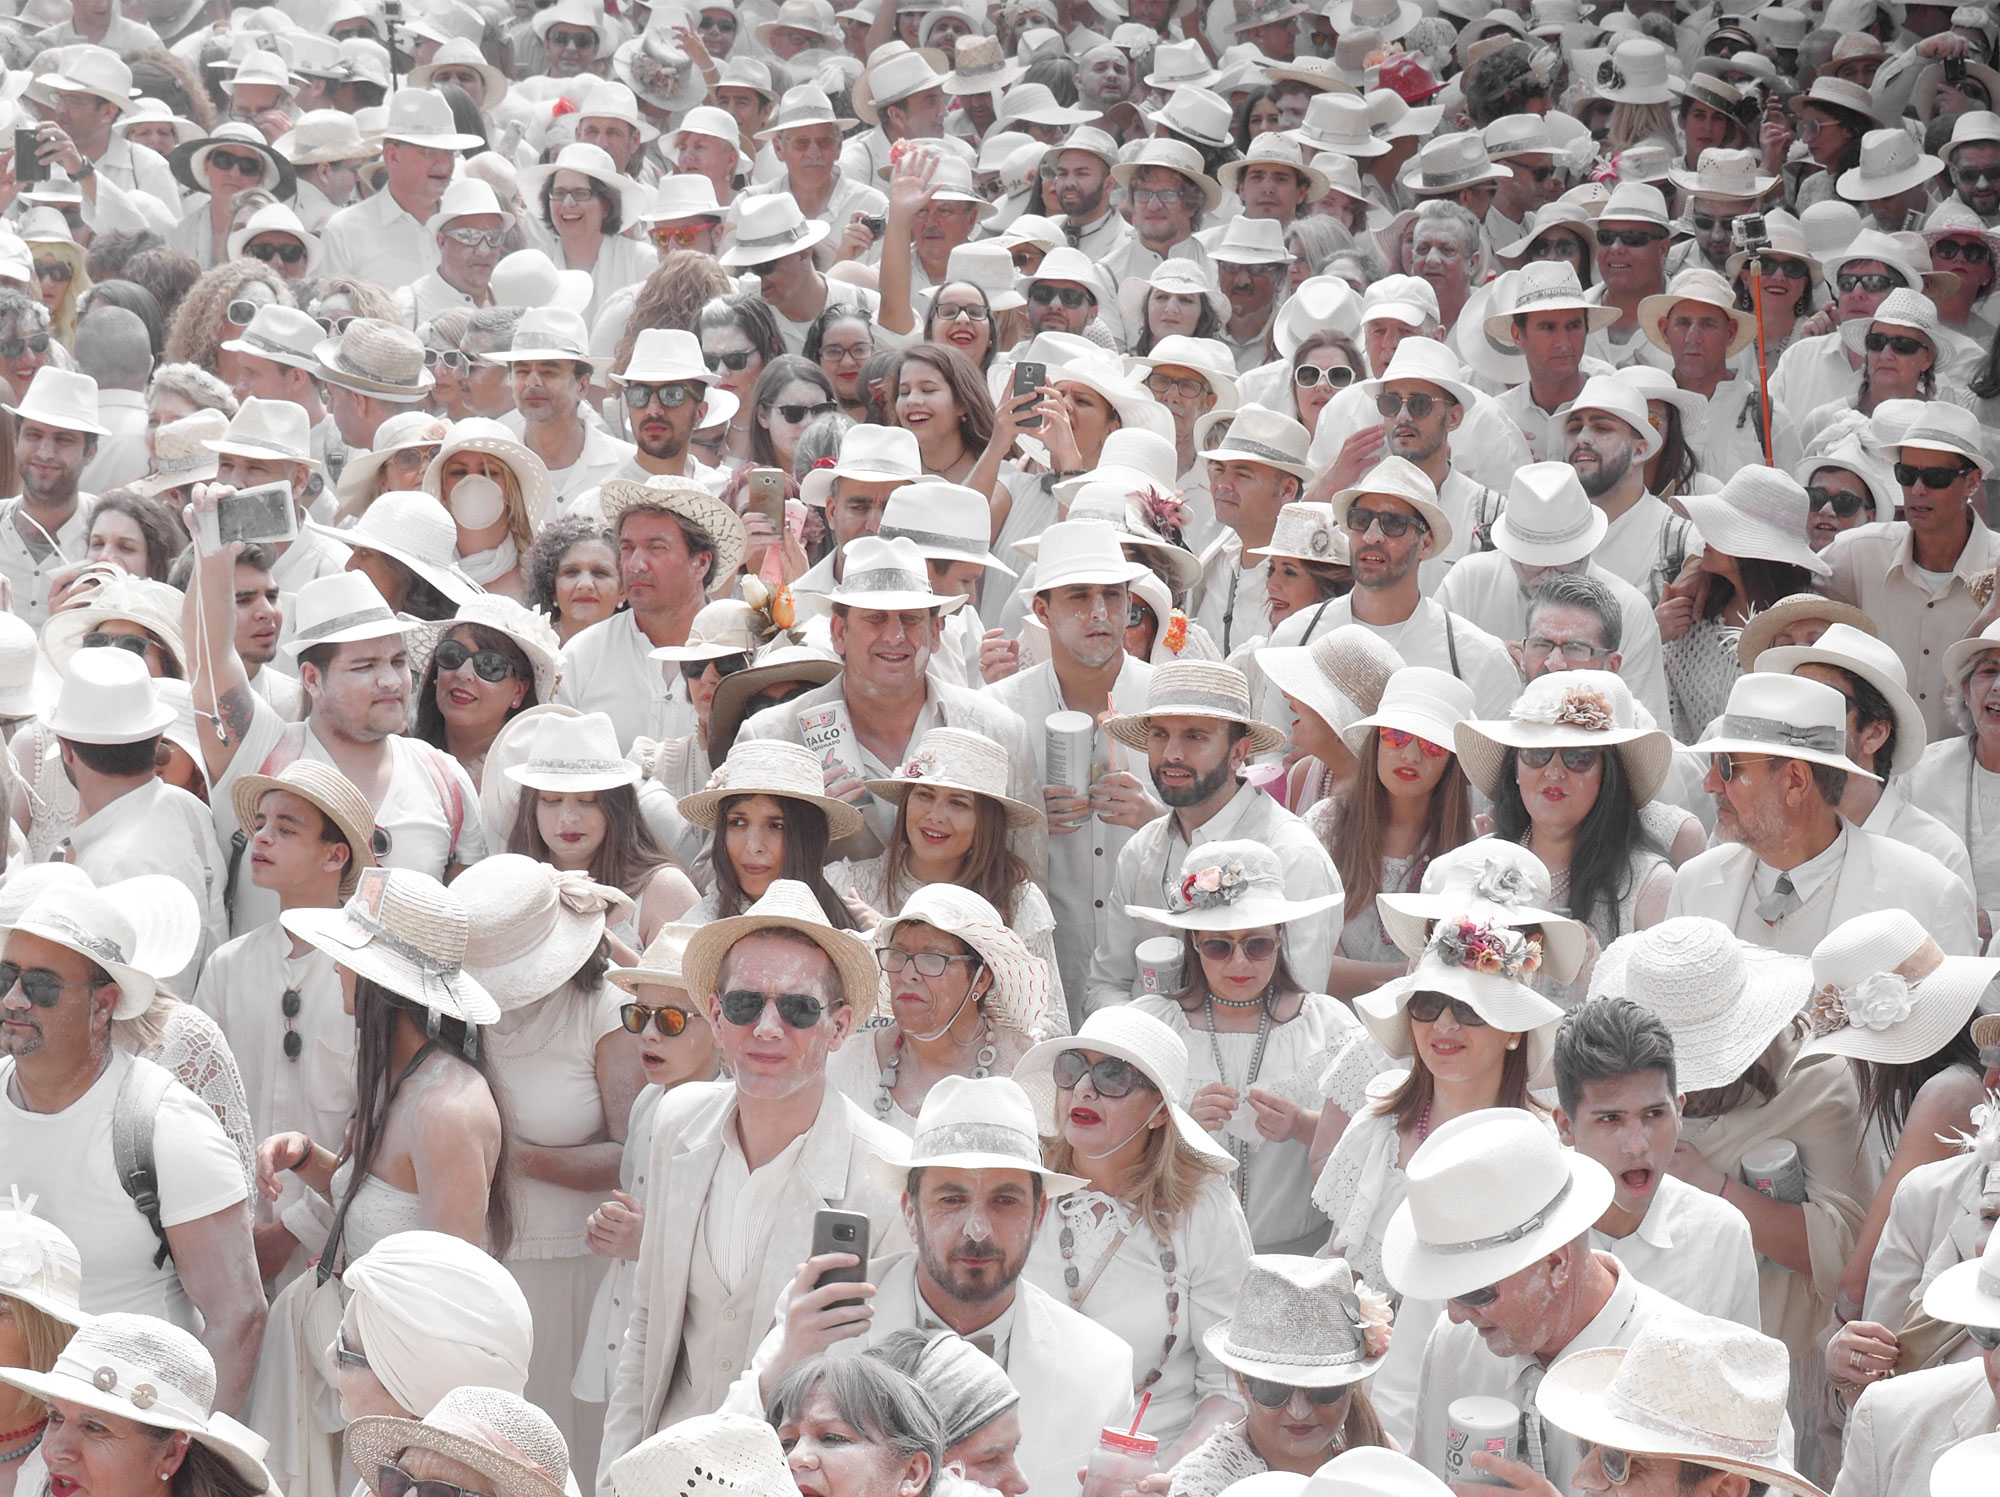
[810,1208,871,1310]
[197,480,298,555]
[746,466,786,530]
[1012,360,1046,430]
[14,129,44,185]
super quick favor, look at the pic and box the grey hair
[768,1354,945,1497]
[75,306,155,392]
[1526,570,1623,655]
[147,361,238,416]
[463,304,527,352]
[1411,199,1482,261]
[0,287,50,334]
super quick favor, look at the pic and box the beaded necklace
[874,1024,999,1120]
[0,1418,48,1464]
[1058,1196,1180,1397]
[1202,993,1273,1213]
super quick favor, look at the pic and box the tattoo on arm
[219,685,254,742]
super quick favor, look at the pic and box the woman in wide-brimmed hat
[332,410,450,525]
[20,207,89,350]
[410,594,562,790]
[678,739,865,929]
[1797,290,1962,462]
[1016,1006,1252,1452]
[320,489,482,624]
[0,1201,89,1496]
[517,143,652,329]
[1131,842,1379,1255]
[166,123,296,271]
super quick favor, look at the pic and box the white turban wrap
[344,1231,535,1418]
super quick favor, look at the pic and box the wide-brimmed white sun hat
[867,1074,1084,1193]
[456,854,634,1010]
[864,725,1043,830]
[608,1415,797,1497]
[517,141,648,229]
[347,1385,569,1497]
[1678,465,1831,578]
[1838,128,1946,203]
[681,878,884,1013]
[281,867,499,1028]
[1454,670,1673,806]
[1382,1106,1614,1300]
[1589,917,1814,1091]
[313,490,481,605]
[419,417,552,535]
[1356,912,1565,1072]
[1801,909,2000,1065]
[1756,622,1926,778]
[43,573,189,677]
[1129,840,1344,935]
[678,739,866,840]
[0,1193,90,1327]
[1105,659,1286,755]
[1339,665,1475,759]
[1375,841,1587,984]
[333,410,452,521]
[1014,1005,1236,1167]
[1201,1253,1391,1389]
[1259,624,1403,741]
[1681,672,1877,780]
[872,885,1050,1035]
[1535,1315,1830,1497]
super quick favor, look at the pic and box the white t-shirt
[0,1049,247,1327]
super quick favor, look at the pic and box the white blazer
[1832,1359,1997,1497]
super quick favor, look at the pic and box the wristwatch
[70,157,94,181]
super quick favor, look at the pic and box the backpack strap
[1470,484,1504,553]
[1444,609,1462,680]
[112,1056,177,1270]
[404,739,467,857]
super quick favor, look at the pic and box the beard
[1572,443,1632,498]
[1154,757,1235,807]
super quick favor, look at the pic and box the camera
[1731,213,1769,254]
[1946,55,1969,85]
[858,213,886,237]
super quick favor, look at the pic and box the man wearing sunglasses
[1020,248,1106,338]
[396,179,515,330]
[592,329,723,494]
[1768,231,1919,437]
[1943,109,2000,223]
[1483,114,1563,252]
[599,883,912,1484]
[1587,183,1674,359]
[1640,267,1766,479]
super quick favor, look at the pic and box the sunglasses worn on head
[82,631,153,658]
[1895,460,1975,489]
[679,651,752,681]
[1053,1050,1157,1098]
[622,382,698,409]
[434,639,519,682]
[773,401,837,423]
[1344,505,1427,539]
[705,348,755,372]
[1295,364,1354,389]
[1865,332,1928,356]
[1195,934,1279,962]
[0,961,108,1007]
[1807,484,1869,517]
[719,988,828,1029]
[1595,226,1665,248]
[1379,725,1449,757]
[1376,391,1451,420]
[1837,271,1899,295]
[1407,990,1490,1027]
[620,1002,691,1037]
[1029,284,1092,308]
[1518,745,1602,772]
[245,241,306,266]
[1244,1378,1346,1408]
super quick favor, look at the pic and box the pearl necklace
[1203,994,1273,1213]
[875,1025,998,1120]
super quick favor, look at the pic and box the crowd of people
[2,1,2000,1497]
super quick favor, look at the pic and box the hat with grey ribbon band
[1431,1177,1574,1255]
[881,523,984,555]
[296,605,401,643]
[1213,435,1305,466]
[914,1120,1041,1165]
[1419,159,1501,189]
[1507,506,1596,549]
[735,221,817,252]
[1716,715,1844,757]
[841,567,943,597]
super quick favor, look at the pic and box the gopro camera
[1731,213,1769,254]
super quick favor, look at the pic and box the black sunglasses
[1518,745,1602,772]
[379,1466,484,1497]
[82,631,154,658]
[33,261,71,284]
[434,639,519,682]
[1244,1377,1347,1408]
[1344,505,1428,539]
[547,26,599,48]
[1029,284,1092,308]
[1806,484,1870,518]
[207,148,266,177]
[0,961,108,1007]
[1053,1051,1157,1098]
[772,401,837,423]
[1450,1282,1501,1308]
[1864,332,1928,356]
[1689,211,1739,234]
[1836,271,1900,295]
[678,651,752,681]
[620,1002,691,1037]
[1406,991,1489,1028]
[622,382,698,409]
[719,989,828,1029]
[1969,1324,2000,1351]
[1934,238,1994,266]
[704,348,756,372]
[1894,460,1975,489]
[281,986,303,1060]
[245,240,307,266]
[1759,257,1812,281]
[0,333,51,358]
[1595,226,1665,248]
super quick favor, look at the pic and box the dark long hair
[709,791,857,928]
[1135,286,1222,357]
[340,977,513,1258]
[886,342,996,454]
[1645,403,1700,499]
[1328,730,1475,920]
[749,354,837,468]
[884,793,1028,916]
[1490,747,1663,939]
[157,1435,265,1497]
[414,622,536,748]
[1700,556,1812,622]
[508,781,677,901]
[1169,929,1303,1010]
[1856,1025,1984,1137]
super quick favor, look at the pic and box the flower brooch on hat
[1513,681,1616,733]
[1173,858,1252,913]
[1807,973,1916,1037]
[1429,916,1544,979]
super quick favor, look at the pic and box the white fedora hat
[1489,460,1607,567]
[1566,372,1664,460]
[1838,128,1945,203]
[867,1074,1083,1192]
[1678,464,1829,578]
[1014,1005,1236,1167]
[1129,839,1343,933]
[1145,39,1222,91]
[753,83,858,143]
[1484,260,1620,340]
[1374,840,1586,984]
[206,394,311,464]
[503,710,640,795]
[1290,92,1390,159]
[1356,334,1480,411]
[281,571,423,661]
[1259,622,1402,742]
[933,241,1025,313]
[1399,130,1510,196]
[457,853,633,1010]
[1896,399,1990,476]
[800,423,922,509]
[5,366,108,437]
[1204,403,1314,482]
[804,535,967,617]
[47,646,175,747]
[865,725,1042,829]
[429,176,517,234]
[606,921,698,1000]
[1455,669,1673,805]
[0,876,173,1020]
[1030,518,1152,591]
[879,482,1017,575]
[314,490,481,606]
[1202,1253,1391,1390]
[1106,659,1286,755]
[32,45,138,116]
[282,866,498,1027]
[609,1416,796,1497]
[1639,266,1758,359]
[1142,86,1235,152]
[612,327,717,388]
[717,192,833,269]
[1382,1107,1614,1300]
[1245,502,1344,567]
[638,174,724,225]
[648,600,766,669]
[679,738,866,840]
[1682,671,1876,779]
[489,249,592,316]
[379,87,483,152]
[1329,455,1455,553]
[1209,214,1296,269]
[854,45,951,126]
[1757,622,1926,778]
[219,305,323,378]
[1802,909,2000,1065]
[274,109,373,166]
[482,306,609,375]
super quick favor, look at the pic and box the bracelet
[287,1138,314,1174]
[71,157,94,181]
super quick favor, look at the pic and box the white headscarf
[344,1231,535,1417]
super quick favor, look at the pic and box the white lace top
[327,1158,424,1266]
[1337,855,1419,966]
[130,1002,257,1198]
[1168,1422,1266,1497]
[1663,616,1741,745]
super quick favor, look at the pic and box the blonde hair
[1,1291,76,1374]
[1043,1118,1228,1240]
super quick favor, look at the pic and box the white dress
[1336,855,1420,968]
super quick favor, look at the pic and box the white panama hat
[1328,456,1456,556]
[281,571,422,663]
[1682,671,1876,779]
[313,490,482,606]
[503,709,637,795]
[1801,909,2000,1065]
[867,1074,1083,1192]
[281,867,499,1028]
[1488,460,1607,567]
[803,535,968,617]
[1339,664,1474,759]
[879,482,1017,575]
[46,645,176,747]
[800,423,922,509]
[1757,622,1925,778]
[1014,1005,1237,1168]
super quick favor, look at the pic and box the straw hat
[416,417,552,539]
[128,409,225,499]
[1843,286,1944,363]
[1682,671,1875,779]
[1245,502,1344,567]
[229,759,379,902]
[679,739,866,840]
[607,922,699,1000]
[0,1314,274,1493]
[1590,917,1813,1091]
[1201,1254,1390,1389]
[1339,664,1474,759]
[1399,131,1511,196]
[870,887,1050,1035]
[1106,659,1285,755]
[681,878,883,1012]
[1328,456,1455,555]
[0,1194,89,1327]
[348,1386,568,1497]
[1259,623,1402,741]
[314,319,434,403]
[1639,266,1758,359]
[1838,128,1945,203]
[42,574,187,677]
[1455,670,1673,805]
[598,474,747,590]
[649,600,768,671]
[281,572,421,662]
[457,854,633,1009]
[1356,913,1565,1072]
[313,490,480,606]
[408,37,508,109]
[281,867,498,1027]
[1492,201,1600,266]
[1131,839,1344,937]
[1756,622,1925,778]
[333,411,451,520]
[608,1416,797,1497]
[1217,132,1329,201]
[1013,1005,1236,1167]
[1111,138,1224,212]
[1667,145,1777,201]
[46,646,175,748]
[1374,841,1586,983]
[275,109,373,166]
[868,1074,1082,1193]
[1535,1316,1829,1497]
[804,535,968,617]
[1733,593,1877,671]
[1800,910,2000,1065]
[864,725,1043,830]
[853,45,951,127]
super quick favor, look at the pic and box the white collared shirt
[557,608,696,753]
[1591,1172,1762,1330]
[319,189,443,288]
[0,495,92,629]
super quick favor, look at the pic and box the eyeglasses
[1514,162,1556,182]
[441,226,508,249]
[550,186,601,207]
[1894,460,1975,489]
[1194,934,1280,963]
[1053,1050,1158,1097]
[1689,211,1739,235]
[878,948,985,978]
[1522,635,1606,662]
[772,401,837,423]
[1806,484,1870,517]
[1594,226,1665,248]
[1029,284,1092,308]
[678,651,752,681]
[425,347,472,372]
[0,961,108,1007]
[1295,364,1355,389]
[547,26,599,48]
[1836,271,1901,295]
[281,987,302,1061]
[33,261,71,283]
[648,222,716,248]
[622,382,698,409]
[1243,1378,1347,1408]
[333,1329,369,1371]
[1933,237,1994,265]
[619,1002,691,1038]
[207,148,266,177]
[1379,725,1450,757]
[1518,745,1603,772]
[1865,332,1928,356]
[704,348,756,372]
[1450,1282,1501,1308]
[1709,752,1772,782]
[379,1466,488,1497]
[434,639,519,682]
[1376,391,1452,420]
[82,631,154,658]
[1408,991,1489,1028]
[1129,188,1188,207]
[718,989,828,1029]
[933,302,990,323]
[1587,1445,1636,1486]
[1146,372,1211,400]
[1761,257,1812,281]
[1344,506,1428,539]
[1967,1324,2000,1351]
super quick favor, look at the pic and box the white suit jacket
[1664,825,1980,956]
[1863,1152,1987,1328]
[597,1082,912,1492]
[1832,1359,1997,1497]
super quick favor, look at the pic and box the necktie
[1756,872,1801,923]
[1517,1363,1549,1479]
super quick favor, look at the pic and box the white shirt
[0,495,92,629]
[1099,233,1215,294]
[0,1048,246,1327]
[1305,384,1532,502]
[67,777,228,992]
[537,421,640,518]
[772,277,880,359]
[319,189,444,288]
[1190,531,1269,658]
[393,270,482,331]
[1591,493,1689,605]
[1492,379,1582,464]
[1591,1173,1762,1330]
[1769,330,1857,443]
[557,609,696,753]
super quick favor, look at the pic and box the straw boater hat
[597,476,748,599]
[1375,840,1586,983]
[1800,909,2000,1065]
[281,867,499,1029]
[1339,665,1475,760]
[865,725,1043,830]
[129,408,226,499]
[1455,670,1674,805]
[870,887,1050,1035]
[42,573,188,676]
[1106,659,1286,756]
[333,410,451,520]
[608,1416,797,1497]
[1756,622,1925,779]
[312,490,481,606]
[229,759,379,902]
[1130,840,1343,935]
[608,922,699,1000]
[414,594,563,707]
[1734,593,1878,671]
[681,878,885,1013]
[1589,917,1814,1092]
[1259,623,1403,742]
[0,1194,90,1328]
[504,710,640,796]
[281,572,422,664]
[1202,1254,1391,1390]
[274,110,373,167]
[1013,1005,1236,1167]
[1356,912,1566,1073]
[868,1074,1083,1192]
[1682,671,1877,781]
[706,646,843,764]
[679,739,866,840]
[0,1315,274,1493]
[314,319,434,403]
[456,854,634,1009]
[348,1385,569,1497]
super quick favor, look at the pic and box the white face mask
[448,473,507,531]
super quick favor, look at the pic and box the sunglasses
[0,960,108,1007]
[1029,284,1092,308]
[1244,1378,1347,1408]
[207,148,266,177]
[772,401,838,423]
[425,347,472,372]
[1968,1324,2000,1351]
[622,382,698,409]
[1761,257,1811,281]
[878,948,984,978]
[1450,1282,1501,1308]
[33,261,71,283]
[1689,212,1739,234]
[1379,725,1449,756]
[547,26,599,48]
[1709,752,1772,782]
[442,226,508,249]
[1894,460,1975,489]
[1958,164,2000,186]
[704,348,756,372]
[933,302,990,323]
[333,1329,369,1371]
[678,651,752,681]
[1344,506,1427,539]
[1053,1051,1157,1098]
[1806,484,1870,518]
[1295,364,1355,389]
[0,332,52,358]
[1514,162,1556,182]
[244,240,306,266]
[1594,226,1665,248]
[316,315,358,336]
[82,631,154,658]
[280,987,303,1060]
[649,222,716,248]
[1837,271,1900,295]
[378,1466,486,1497]
[1865,332,1928,356]
[620,1002,692,1037]
[1194,934,1279,962]
[434,639,519,682]
[1407,991,1490,1027]
[1933,237,1994,265]
[1518,745,1602,772]
[719,988,828,1029]
[1376,391,1451,420]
